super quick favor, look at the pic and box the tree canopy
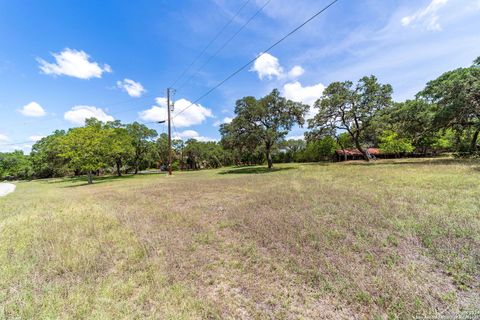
[419,57,480,153]
[221,89,308,169]
[308,75,393,161]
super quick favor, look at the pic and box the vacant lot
[0,159,478,319]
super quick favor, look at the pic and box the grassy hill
[1,159,479,319]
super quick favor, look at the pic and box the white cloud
[401,0,449,31]
[287,65,305,78]
[283,81,325,119]
[175,130,217,142]
[37,48,112,79]
[18,101,46,117]
[116,78,146,97]
[250,53,284,80]
[250,53,305,80]
[139,97,213,128]
[213,117,233,127]
[64,106,114,125]
[283,82,325,107]
[0,134,9,142]
[29,135,46,142]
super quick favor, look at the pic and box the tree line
[221,56,479,163]
[1,57,478,181]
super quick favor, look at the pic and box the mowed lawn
[0,159,479,319]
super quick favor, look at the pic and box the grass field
[0,158,479,319]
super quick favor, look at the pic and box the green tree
[276,139,306,163]
[30,130,70,178]
[125,122,157,174]
[419,57,480,153]
[0,151,33,180]
[60,122,111,184]
[104,121,134,176]
[376,100,437,153]
[379,131,414,156]
[155,133,170,168]
[301,137,337,162]
[308,76,393,161]
[220,89,308,169]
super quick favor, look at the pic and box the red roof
[335,148,381,156]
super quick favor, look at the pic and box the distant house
[335,147,443,161]
[334,147,412,161]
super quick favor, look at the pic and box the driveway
[0,183,16,196]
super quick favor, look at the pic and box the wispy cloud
[401,0,449,31]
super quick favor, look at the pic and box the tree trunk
[354,139,370,162]
[87,171,93,184]
[266,147,273,169]
[116,159,122,176]
[134,161,139,175]
[470,129,479,153]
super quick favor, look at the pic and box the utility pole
[167,88,173,176]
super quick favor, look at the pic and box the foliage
[104,120,135,176]
[379,131,414,155]
[0,151,33,180]
[419,57,480,153]
[60,120,113,184]
[156,133,170,168]
[221,89,308,169]
[301,137,337,162]
[30,130,70,178]
[274,139,306,163]
[125,122,158,174]
[308,75,393,161]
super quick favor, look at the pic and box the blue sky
[1,0,479,151]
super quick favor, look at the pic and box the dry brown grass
[0,158,479,319]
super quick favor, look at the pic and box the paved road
[0,183,16,196]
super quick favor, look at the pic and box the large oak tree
[221,89,308,169]
[308,76,393,161]
[419,57,480,153]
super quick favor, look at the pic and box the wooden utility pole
[167,88,173,176]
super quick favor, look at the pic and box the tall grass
[0,158,478,319]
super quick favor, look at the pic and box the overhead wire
[171,117,180,141]
[173,0,340,120]
[176,0,272,93]
[169,0,251,88]
[5,0,339,147]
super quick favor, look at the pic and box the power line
[171,117,180,141]
[176,0,272,93]
[173,0,340,119]
[170,0,251,88]
[6,0,339,147]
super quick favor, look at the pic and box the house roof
[335,148,382,156]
